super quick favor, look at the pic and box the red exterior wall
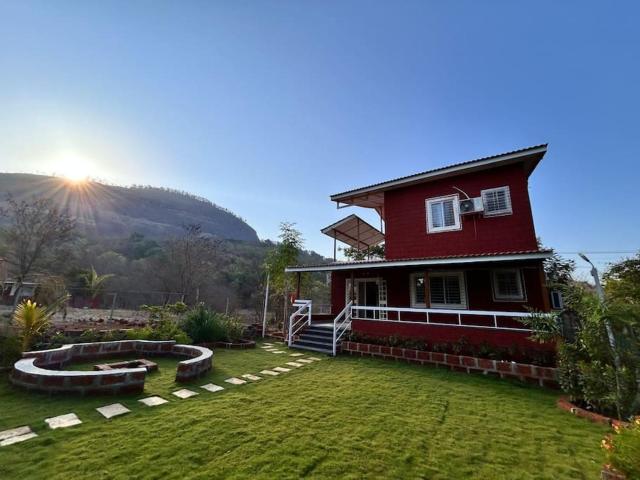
[329,261,550,350]
[384,163,538,259]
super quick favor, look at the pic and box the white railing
[332,301,353,356]
[288,299,312,346]
[350,305,541,332]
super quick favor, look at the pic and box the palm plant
[81,266,114,300]
[13,295,68,351]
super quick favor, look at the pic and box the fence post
[109,293,118,320]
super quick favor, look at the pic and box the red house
[285,145,553,357]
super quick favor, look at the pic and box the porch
[285,251,553,356]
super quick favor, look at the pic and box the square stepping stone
[263,343,274,346]
[201,383,224,393]
[285,362,303,367]
[260,346,273,349]
[273,367,291,373]
[96,403,130,419]
[241,374,262,381]
[44,413,82,429]
[290,353,305,357]
[307,357,322,361]
[172,389,198,399]
[224,377,247,385]
[0,426,32,442]
[270,350,286,354]
[0,429,38,447]
[260,369,279,376]
[139,396,169,407]
[296,359,313,363]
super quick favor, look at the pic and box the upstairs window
[481,186,512,216]
[426,195,461,233]
[492,269,525,301]
[429,272,467,309]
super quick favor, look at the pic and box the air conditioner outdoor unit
[459,197,484,215]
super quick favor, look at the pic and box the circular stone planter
[10,340,213,395]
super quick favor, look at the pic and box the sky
[0,1,638,276]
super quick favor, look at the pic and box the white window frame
[425,194,461,233]
[481,186,512,217]
[409,272,427,308]
[491,268,525,301]
[428,271,467,309]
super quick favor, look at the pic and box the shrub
[182,306,226,343]
[0,336,22,367]
[603,418,640,479]
[126,319,191,344]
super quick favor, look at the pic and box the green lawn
[0,341,607,479]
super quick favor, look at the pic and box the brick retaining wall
[342,341,558,388]
[11,340,213,395]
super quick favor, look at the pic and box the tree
[0,196,75,302]
[13,297,68,351]
[153,224,221,302]
[342,244,385,261]
[80,266,114,300]
[604,252,640,305]
[264,223,304,326]
[543,250,576,287]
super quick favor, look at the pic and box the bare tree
[0,196,75,302]
[153,224,221,303]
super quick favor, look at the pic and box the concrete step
[290,342,333,354]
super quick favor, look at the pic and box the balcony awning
[321,214,384,251]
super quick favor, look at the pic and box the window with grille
[492,269,524,300]
[428,272,466,308]
[481,186,512,216]
[426,195,461,233]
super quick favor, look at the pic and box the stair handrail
[288,299,312,347]
[332,300,353,356]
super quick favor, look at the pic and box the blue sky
[0,1,638,276]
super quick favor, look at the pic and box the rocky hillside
[0,173,259,242]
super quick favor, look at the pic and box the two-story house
[285,145,553,355]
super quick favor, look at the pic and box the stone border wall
[556,397,629,428]
[11,340,213,395]
[342,341,559,388]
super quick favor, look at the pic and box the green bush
[0,336,22,367]
[181,306,246,343]
[126,319,191,344]
[182,306,226,343]
[603,418,640,479]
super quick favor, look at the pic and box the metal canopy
[321,214,384,251]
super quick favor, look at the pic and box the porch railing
[350,305,542,332]
[332,301,353,356]
[288,299,312,346]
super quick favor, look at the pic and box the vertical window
[492,269,525,300]
[481,186,512,216]
[410,273,426,308]
[428,272,467,308]
[426,195,461,233]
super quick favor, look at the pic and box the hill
[0,173,259,242]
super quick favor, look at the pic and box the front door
[356,279,379,319]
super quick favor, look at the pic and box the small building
[285,144,554,355]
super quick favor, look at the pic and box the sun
[53,153,93,184]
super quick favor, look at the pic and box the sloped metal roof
[321,214,384,250]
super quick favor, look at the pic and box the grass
[0,341,607,479]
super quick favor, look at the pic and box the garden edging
[342,341,559,388]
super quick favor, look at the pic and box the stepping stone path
[241,374,262,381]
[172,389,198,399]
[273,367,291,373]
[285,362,303,367]
[296,359,313,364]
[201,383,224,393]
[139,396,169,407]
[260,369,280,376]
[290,353,305,357]
[45,413,82,429]
[225,377,247,385]
[96,403,130,419]
[0,426,37,447]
